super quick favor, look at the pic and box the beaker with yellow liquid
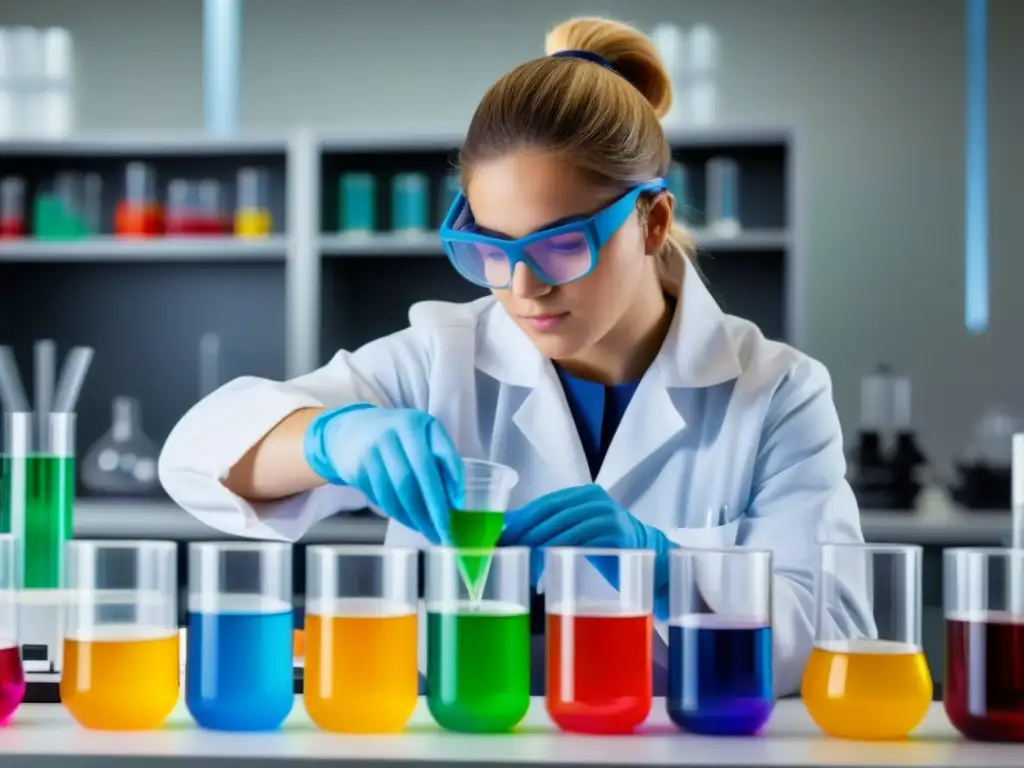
[801,543,931,740]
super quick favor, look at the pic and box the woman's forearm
[222,407,326,501]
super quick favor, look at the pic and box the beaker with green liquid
[448,458,518,600]
[0,412,75,672]
[426,546,531,733]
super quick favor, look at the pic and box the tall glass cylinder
[944,548,1024,741]
[186,542,293,731]
[0,535,24,722]
[668,548,773,735]
[61,540,178,730]
[802,543,931,740]
[545,548,654,734]
[304,545,418,733]
[1,411,74,673]
[426,546,530,733]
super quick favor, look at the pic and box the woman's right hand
[303,403,464,544]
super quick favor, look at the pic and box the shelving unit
[0,126,802,525]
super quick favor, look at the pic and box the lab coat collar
[475,256,744,389]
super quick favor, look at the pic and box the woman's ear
[644,192,674,255]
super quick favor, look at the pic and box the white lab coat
[159,258,871,697]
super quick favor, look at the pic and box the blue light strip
[965,0,988,333]
[203,0,241,136]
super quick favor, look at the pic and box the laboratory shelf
[0,134,290,156]
[0,236,288,262]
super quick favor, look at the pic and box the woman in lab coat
[159,17,871,697]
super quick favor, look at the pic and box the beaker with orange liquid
[303,545,419,733]
[60,540,179,730]
[801,543,931,740]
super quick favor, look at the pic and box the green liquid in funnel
[449,509,504,600]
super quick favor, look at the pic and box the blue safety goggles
[439,179,668,289]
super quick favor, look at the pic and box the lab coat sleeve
[158,328,433,542]
[738,358,873,698]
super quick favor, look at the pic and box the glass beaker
[197,179,228,235]
[186,541,293,731]
[802,543,931,740]
[545,547,654,734]
[667,548,773,736]
[426,546,530,733]
[304,545,418,733]
[1,411,74,673]
[81,397,160,496]
[0,176,25,238]
[391,173,429,232]
[448,458,518,600]
[0,535,25,722]
[61,540,179,730]
[944,548,1024,741]
[235,167,272,238]
[115,162,162,237]
[339,173,376,234]
[706,157,740,235]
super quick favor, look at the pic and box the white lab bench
[0,698,1017,767]
[73,487,1011,547]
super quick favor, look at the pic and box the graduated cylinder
[186,541,294,731]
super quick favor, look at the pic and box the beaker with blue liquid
[185,542,294,731]
[667,547,774,735]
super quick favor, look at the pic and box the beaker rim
[68,539,177,553]
[545,546,656,559]
[461,458,519,487]
[819,541,922,555]
[429,545,529,558]
[944,546,1024,559]
[306,544,419,558]
[189,541,291,554]
[670,546,773,558]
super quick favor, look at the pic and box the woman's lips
[523,312,569,332]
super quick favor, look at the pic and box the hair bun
[545,16,672,120]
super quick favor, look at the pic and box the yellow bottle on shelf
[235,167,272,238]
[234,208,272,238]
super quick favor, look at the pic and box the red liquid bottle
[0,177,26,238]
[115,162,164,237]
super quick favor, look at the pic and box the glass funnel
[81,396,160,495]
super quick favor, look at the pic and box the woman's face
[465,150,662,362]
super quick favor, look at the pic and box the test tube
[3,412,74,674]
[426,546,530,733]
[339,173,376,233]
[545,548,654,734]
[54,171,85,238]
[802,543,931,740]
[61,540,178,730]
[116,162,161,238]
[449,459,519,600]
[705,157,740,235]
[83,173,102,235]
[944,548,1024,741]
[235,167,271,238]
[186,542,293,731]
[165,179,190,235]
[304,546,418,733]
[667,548,774,735]
[0,177,25,238]
[0,535,25,722]
[391,172,429,232]
[197,179,225,235]
[125,162,156,207]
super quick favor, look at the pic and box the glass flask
[81,396,160,495]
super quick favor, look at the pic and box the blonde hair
[459,16,694,294]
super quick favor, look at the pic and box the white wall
[2,0,1022,472]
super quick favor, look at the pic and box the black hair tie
[551,49,622,78]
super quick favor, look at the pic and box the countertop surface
[0,698,1019,766]
[75,488,1012,546]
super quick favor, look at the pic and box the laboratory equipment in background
[425,546,531,733]
[802,543,932,740]
[667,548,774,736]
[0,177,25,238]
[304,546,419,733]
[944,548,1024,742]
[847,365,926,510]
[546,549,654,734]
[165,179,196,235]
[650,23,719,128]
[186,542,294,732]
[705,157,740,235]
[81,396,160,496]
[0,535,24,722]
[437,172,460,227]
[33,171,102,240]
[0,27,75,139]
[666,162,690,223]
[651,24,687,129]
[338,173,376,234]
[949,405,1020,510]
[61,540,179,730]
[115,162,163,238]
[235,167,272,237]
[198,179,230,235]
[391,173,429,233]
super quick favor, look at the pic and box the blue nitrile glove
[499,484,676,620]
[303,403,464,544]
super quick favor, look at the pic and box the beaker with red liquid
[944,547,1024,741]
[0,535,26,723]
[115,162,163,237]
[545,548,654,734]
[0,178,26,238]
[197,180,230,235]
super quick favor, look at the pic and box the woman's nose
[510,262,552,299]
